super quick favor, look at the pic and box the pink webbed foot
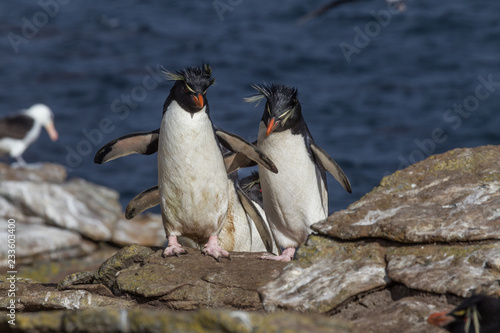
[162,235,187,257]
[259,247,295,262]
[202,235,231,262]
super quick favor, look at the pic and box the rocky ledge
[1,145,500,332]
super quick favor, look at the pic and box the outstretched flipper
[223,151,257,174]
[215,128,278,174]
[310,142,352,193]
[236,187,273,253]
[125,186,160,219]
[94,129,159,164]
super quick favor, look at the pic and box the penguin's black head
[428,295,500,333]
[245,83,302,136]
[165,64,215,113]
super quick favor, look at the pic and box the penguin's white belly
[258,125,328,248]
[158,101,228,242]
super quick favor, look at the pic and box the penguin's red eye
[184,87,189,93]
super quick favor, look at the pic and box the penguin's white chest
[158,101,228,239]
[257,123,328,246]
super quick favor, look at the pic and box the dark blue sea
[1,0,500,213]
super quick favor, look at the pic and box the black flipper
[310,142,352,193]
[125,186,160,219]
[236,187,274,253]
[223,151,257,174]
[94,129,159,164]
[214,128,278,174]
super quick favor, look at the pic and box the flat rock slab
[0,308,360,333]
[115,248,287,310]
[313,146,500,243]
[0,224,96,268]
[260,235,388,313]
[351,297,449,333]
[0,178,121,241]
[0,279,135,311]
[387,242,500,297]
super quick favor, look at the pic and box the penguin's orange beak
[192,94,204,108]
[427,311,455,327]
[266,117,278,136]
[44,121,59,141]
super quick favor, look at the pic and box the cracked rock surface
[259,146,500,331]
[58,245,287,311]
[313,146,500,243]
[2,146,500,332]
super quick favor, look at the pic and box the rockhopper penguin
[95,65,278,260]
[246,83,351,262]
[427,295,500,333]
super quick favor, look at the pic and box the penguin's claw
[259,247,295,262]
[202,235,230,261]
[163,235,187,257]
[163,245,187,257]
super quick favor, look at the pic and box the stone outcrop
[1,146,500,332]
[259,146,500,331]
[57,244,287,311]
[0,308,359,333]
[313,145,500,243]
[0,163,164,270]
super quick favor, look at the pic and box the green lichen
[57,271,96,290]
[15,311,64,331]
[371,147,500,195]
[96,244,154,287]
[387,243,498,260]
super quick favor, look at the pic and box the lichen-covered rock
[115,249,287,310]
[261,146,500,321]
[95,244,154,289]
[313,146,500,243]
[350,297,448,333]
[0,308,361,333]
[4,147,500,333]
[386,243,500,297]
[60,245,286,311]
[260,235,388,313]
[58,244,154,292]
[0,280,135,312]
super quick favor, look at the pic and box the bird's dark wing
[214,127,278,174]
[310,142,352,193]
[94,129,159,164]
[296,0,366,25]
[0,114,34,140]
[236,187,274,253]
[125,186,160,219]
[223,151,258,174]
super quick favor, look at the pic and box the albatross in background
[0,104,58,166]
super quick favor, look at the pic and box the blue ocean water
[1,0,499,213]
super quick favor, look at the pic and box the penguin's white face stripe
[257,122,328,248]
[158,100,229,240]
